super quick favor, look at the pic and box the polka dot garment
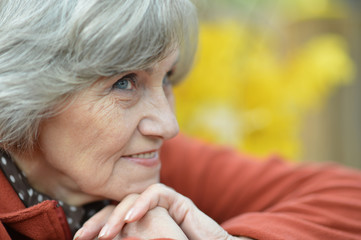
[0,150,110,235]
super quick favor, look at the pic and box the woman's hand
[89,183,248,240]
[121,206,188,240]
[73,194,136,240]
[73,193,187,240]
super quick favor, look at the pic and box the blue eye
[163,75,170,86]
[112,74,136,90]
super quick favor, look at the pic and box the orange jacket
[160,134,361,239]
[1,134,361,239]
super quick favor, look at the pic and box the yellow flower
[174,20,354,160]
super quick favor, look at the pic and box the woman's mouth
[128,151,157,159]
[123,150,160,167]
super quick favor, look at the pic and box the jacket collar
[0,169,71,239]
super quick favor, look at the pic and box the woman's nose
[137,90,179,140]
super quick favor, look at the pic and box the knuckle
[148,183,165,192]
[179,196,193,210]
[183,196,193,205]
[148,183,174,194]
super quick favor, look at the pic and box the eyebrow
[144,56,179,74]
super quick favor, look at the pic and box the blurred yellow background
[174,0,361,168]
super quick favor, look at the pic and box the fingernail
[73,228,83,240]
[124,208,134,222]
[98,224,109,239]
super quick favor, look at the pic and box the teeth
[130,152,157,159]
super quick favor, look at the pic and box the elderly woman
[1,0,361,240]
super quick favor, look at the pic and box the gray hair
[0,0,198,152]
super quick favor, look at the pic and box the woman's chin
[103,175,160,202]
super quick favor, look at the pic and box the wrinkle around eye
[111,93,139,106]
[110,88,141,109]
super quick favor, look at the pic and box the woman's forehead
[145,50,180,73]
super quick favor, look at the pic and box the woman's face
[27,51,180,205]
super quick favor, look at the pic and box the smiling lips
[124,150,160,167]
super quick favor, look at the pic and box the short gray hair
[0,0,198,152]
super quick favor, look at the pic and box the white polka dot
[9,175,16,183]
[70,206,77,212]
[67,217,73,224]
[59,200,64,206]
[27,188,33,196]
[37,194,43,202]
[1,157,7,165]
[18,192,24,200]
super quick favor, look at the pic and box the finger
[74,205,115,240]
[122,184,233,240]
[98,193,139,240]
[122,184,230,240]
[124,183,191,225]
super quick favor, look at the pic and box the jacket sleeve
[0,222,11,240]
[160,134,361,240]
